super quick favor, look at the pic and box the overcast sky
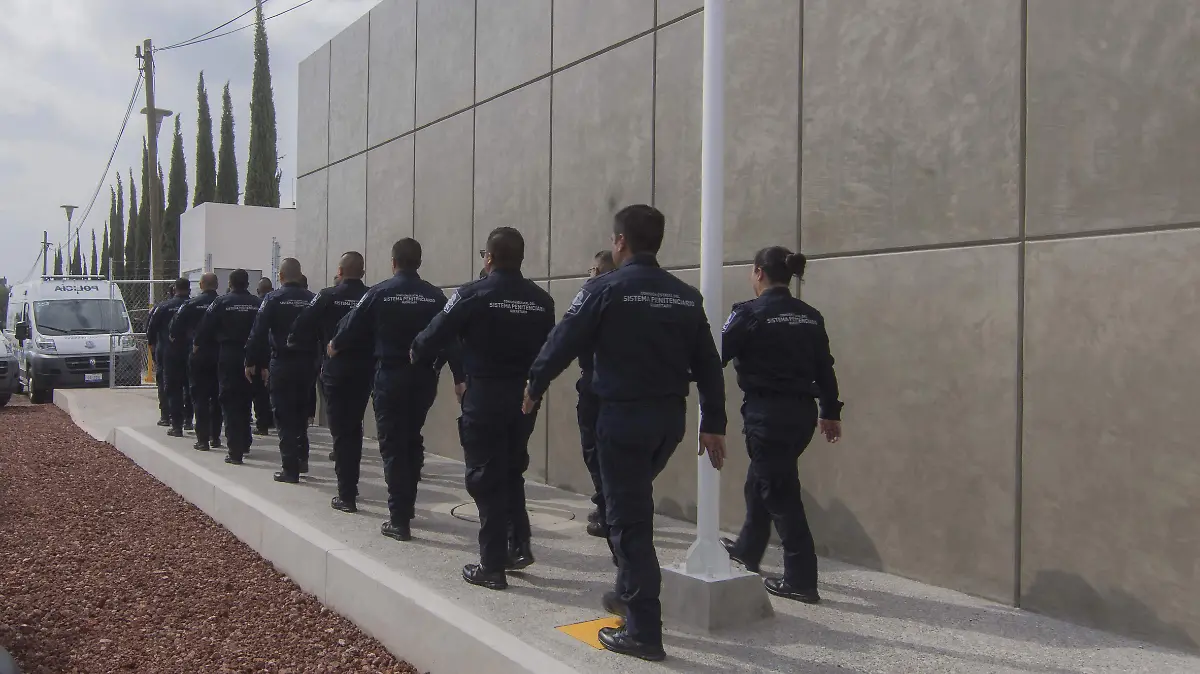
[0,0,377,283]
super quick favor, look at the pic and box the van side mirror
[14,322,28,342]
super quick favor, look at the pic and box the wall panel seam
[412,0,420,240]
[1014,0,1029,610]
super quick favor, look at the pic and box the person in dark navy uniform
[246,258,316,483]
[194,269,261,464]
[148,283,174,427]
[332,239,463,540]
[289,252,374,514]
[413,228,555,591]
[170,272,223,451]
[147,278,191,437]
[719,246,843,603]
[252,277,275,436]
[525,205,726,662]
[577,250,616,538]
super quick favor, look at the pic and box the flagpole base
[660,564,774,634]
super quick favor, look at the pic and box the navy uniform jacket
[527,253,727,434]
[288,279,372,382]
[168,290,220,362]
[335,271,464,379]
[720,287,843,421]
[147,296,188,361]
[411,269,554,380]
[193,290,262,359]
[246,282,316,368]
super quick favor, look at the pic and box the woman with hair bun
[719,245,843,604]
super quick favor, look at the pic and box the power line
[156,0,316,52]
[158,1,270,51]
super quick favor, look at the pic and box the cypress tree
[137,143,150,278]
[101,222,111,278]
[71,240,83,276]
[126,169,140,279]
[112,176,126,279]
[216,83,239,204]
[90,230,99,276]
[53,249,63,275]
[244,3,279,207]
[166,116,188,279]
[157,163,166,275]
[194,72,217,207]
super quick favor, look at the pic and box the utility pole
[41,231,50,276]
[137,39,172,298]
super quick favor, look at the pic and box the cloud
[0,0,373,283]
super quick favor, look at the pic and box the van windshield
[33,299,131,336]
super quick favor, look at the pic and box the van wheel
[0,394,10,408]
[29,372,51,404]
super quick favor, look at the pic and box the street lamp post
[60,205,78,276]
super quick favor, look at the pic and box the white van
[4,276,140,403]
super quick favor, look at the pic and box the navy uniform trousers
[373,364,439,525]
[218,347,254,458]
[576,379,605,522]
[164,354,189,430]
[323,369,374,504]
[597,397,686,649]
[728,394,820,590]
[458,377,537,572]
[269,357,312,474]
[189,353,223,445]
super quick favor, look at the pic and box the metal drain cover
[451,501,577,529]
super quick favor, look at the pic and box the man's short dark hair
[279,258,302,283]
[175,277,191,293]
[339,251,365,279]
[392,238,422,271]
[486,227,524,270]
[613,204,665,255]
[257,277,273,291]
[230,269,251,291]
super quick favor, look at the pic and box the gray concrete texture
[294,0,1200,653]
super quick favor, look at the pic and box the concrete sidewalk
[54,388,1200,673]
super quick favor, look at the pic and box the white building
[179,203,296,290]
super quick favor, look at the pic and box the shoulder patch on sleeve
[566,289,591,316]
[721,309,738,333]
[443,290,461,314]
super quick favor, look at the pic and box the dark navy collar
[489,268,524,279]
[340,278,367,288]
[283,281,304,289]
[393,270,421,280]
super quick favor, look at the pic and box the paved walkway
[56,388,1200,673]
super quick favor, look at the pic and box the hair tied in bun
[785,252,807,278]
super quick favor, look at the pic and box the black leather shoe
[331,496,357,513]
[587,508,602,524]
[586,521,608,538]
[328,451,337,462]
[253,427,269,436]
[211,439,223,449]
[183,421,194,431]
[602,591,628,619]
[462,564,507,591]
[166,428,184,437]
[381,521,411,542]
[157,418,170,427]
[224,454,243,465]
[597,627,665,661]
[273,471,300,484]
[193,441,209,451]
[506,542,535,571]
[298,459,310,474]
[764,578,821,604]
[720,537,760,573]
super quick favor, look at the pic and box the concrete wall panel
[652,15,703,266]
[802,0,1021,254]
[416,0,475,126]
[552,0,653,68]
[473,81,551,278]
[295,170,329,288]
[329,15,370,163]
[1022,231,1200,651]
[550,37,653,277]
[799,245,1020,602]
[657,0,702,24]
[297,44,330,176]
[476,0,551,101]
[368,0,417,146]
[1026,0,1200,236]
[415,113,474,287]
[326,155,367,282]
[544,277,589,496]
[366,137,415,284]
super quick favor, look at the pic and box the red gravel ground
[0,401,419,673]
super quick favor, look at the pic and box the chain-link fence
[109,279,174,388]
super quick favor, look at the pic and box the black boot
[157,418,170,427]
[273,471,300,484]
[763,578,821,604]
[720,537,760,573]
[381,520,411,541]
[224,454,243,465]
[462,564,507,591]
[602,591,628,619]
[587,508,602,524]
[331,496,357,513]
[166,427,184,438]
[183,421,194,431]
[328,451,337,462]
[253,427,269,436]
[586,521,608,538]
[597,627,665,661]
[193,440,209,451]
[298,459,310,474]
[506,541,535,571]
[211,438,223,449]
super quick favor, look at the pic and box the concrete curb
[54,388,576,674]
